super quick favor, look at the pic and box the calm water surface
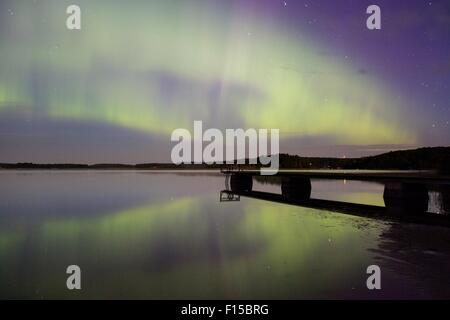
[1,170,450,299]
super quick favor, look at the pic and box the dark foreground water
[1,170,450,299]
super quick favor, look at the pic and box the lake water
[1,170,450,299]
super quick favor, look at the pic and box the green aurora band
[0,0,416,145]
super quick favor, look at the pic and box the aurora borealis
[1,0,449,162]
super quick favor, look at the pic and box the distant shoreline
[1,146,449,172]
[0,163,224,170]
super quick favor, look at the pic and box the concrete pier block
[281,177,312,200]
[230,174,253,192]
[383,182,429,214]
[438,185,450,214]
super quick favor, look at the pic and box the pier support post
[281,177,312,200]
[383,182,429,214]
[230,174,253,192]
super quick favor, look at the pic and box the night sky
[0,0,449,163]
